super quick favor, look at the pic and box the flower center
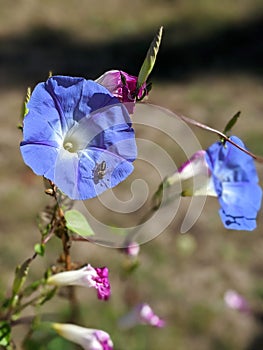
[63,139,78,153]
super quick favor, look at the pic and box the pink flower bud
[96,70,147,113]
[124,241,140,257]
[224,290,250,313]
[118,303,165,329]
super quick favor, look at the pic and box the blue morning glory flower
[20,76,137,200]
[167,136,262,231]
[205,136,262,231]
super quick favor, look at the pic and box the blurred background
[1,0,263,349]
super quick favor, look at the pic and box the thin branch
[177,113,263,163]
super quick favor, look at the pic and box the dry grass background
[0,0,263,349]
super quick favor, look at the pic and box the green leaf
[20,87,31,121]
[137,26,163,89]
[223,111,241,135]
[0,321,11,347]
[65,209,94,237]
[34,243,45,257]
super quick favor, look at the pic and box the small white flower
[47,264,110,300]
[53,323,113,350]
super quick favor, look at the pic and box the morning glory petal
[205,136,262,231]
[20,75,137,200]
[220,182,262,217]
[46,76,118,127]
[54,148,80,199]
[20,143,59,179]
[45,76,86,130]
[206,136,259,183]
[23,85,63,144]
[65,103,136,161]
[219,208,257,231]
[77,148,134,200]
[219,182,262,230]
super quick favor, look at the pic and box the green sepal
[222,111,241,137]
[44,267,53,281]
[0,321,11,348]
[37,287,57,306]
[23,279,43,297]
[65,209,94,237]
[152,176,171,210]
[12,259,30,296]
[137,26,163,89]
[34,243,45,256]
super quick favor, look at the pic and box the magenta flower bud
[47,264,110,300]
[96,70,147,113]
[53,323,113,350]
[118,303,165,329]
[224,290,251,313]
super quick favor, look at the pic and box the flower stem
[176,112,263,163]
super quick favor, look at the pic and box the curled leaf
[223,111,241,136]
[20,87,31,120]
[137,26,163,89]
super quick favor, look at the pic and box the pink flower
[224,290,251,313]
[47,264,110,300]
[53,323,113,350]
[118,303,165,329]
[124,241,140,257]
[96,70,147,113]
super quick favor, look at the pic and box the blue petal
[23,83,63,144]
[45,76,119,128]
[45,76,85,133]
[67,103,137,162]
[78,148,134,200]
[21,76,136,200]
[206,136,259,184]
[20,143,59,180]
[54,148,81,199]
[220,182,262,215]
[205,136,262,231]
[218,182,262,230]
[219,209,257,231]
[53,148,134,200]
